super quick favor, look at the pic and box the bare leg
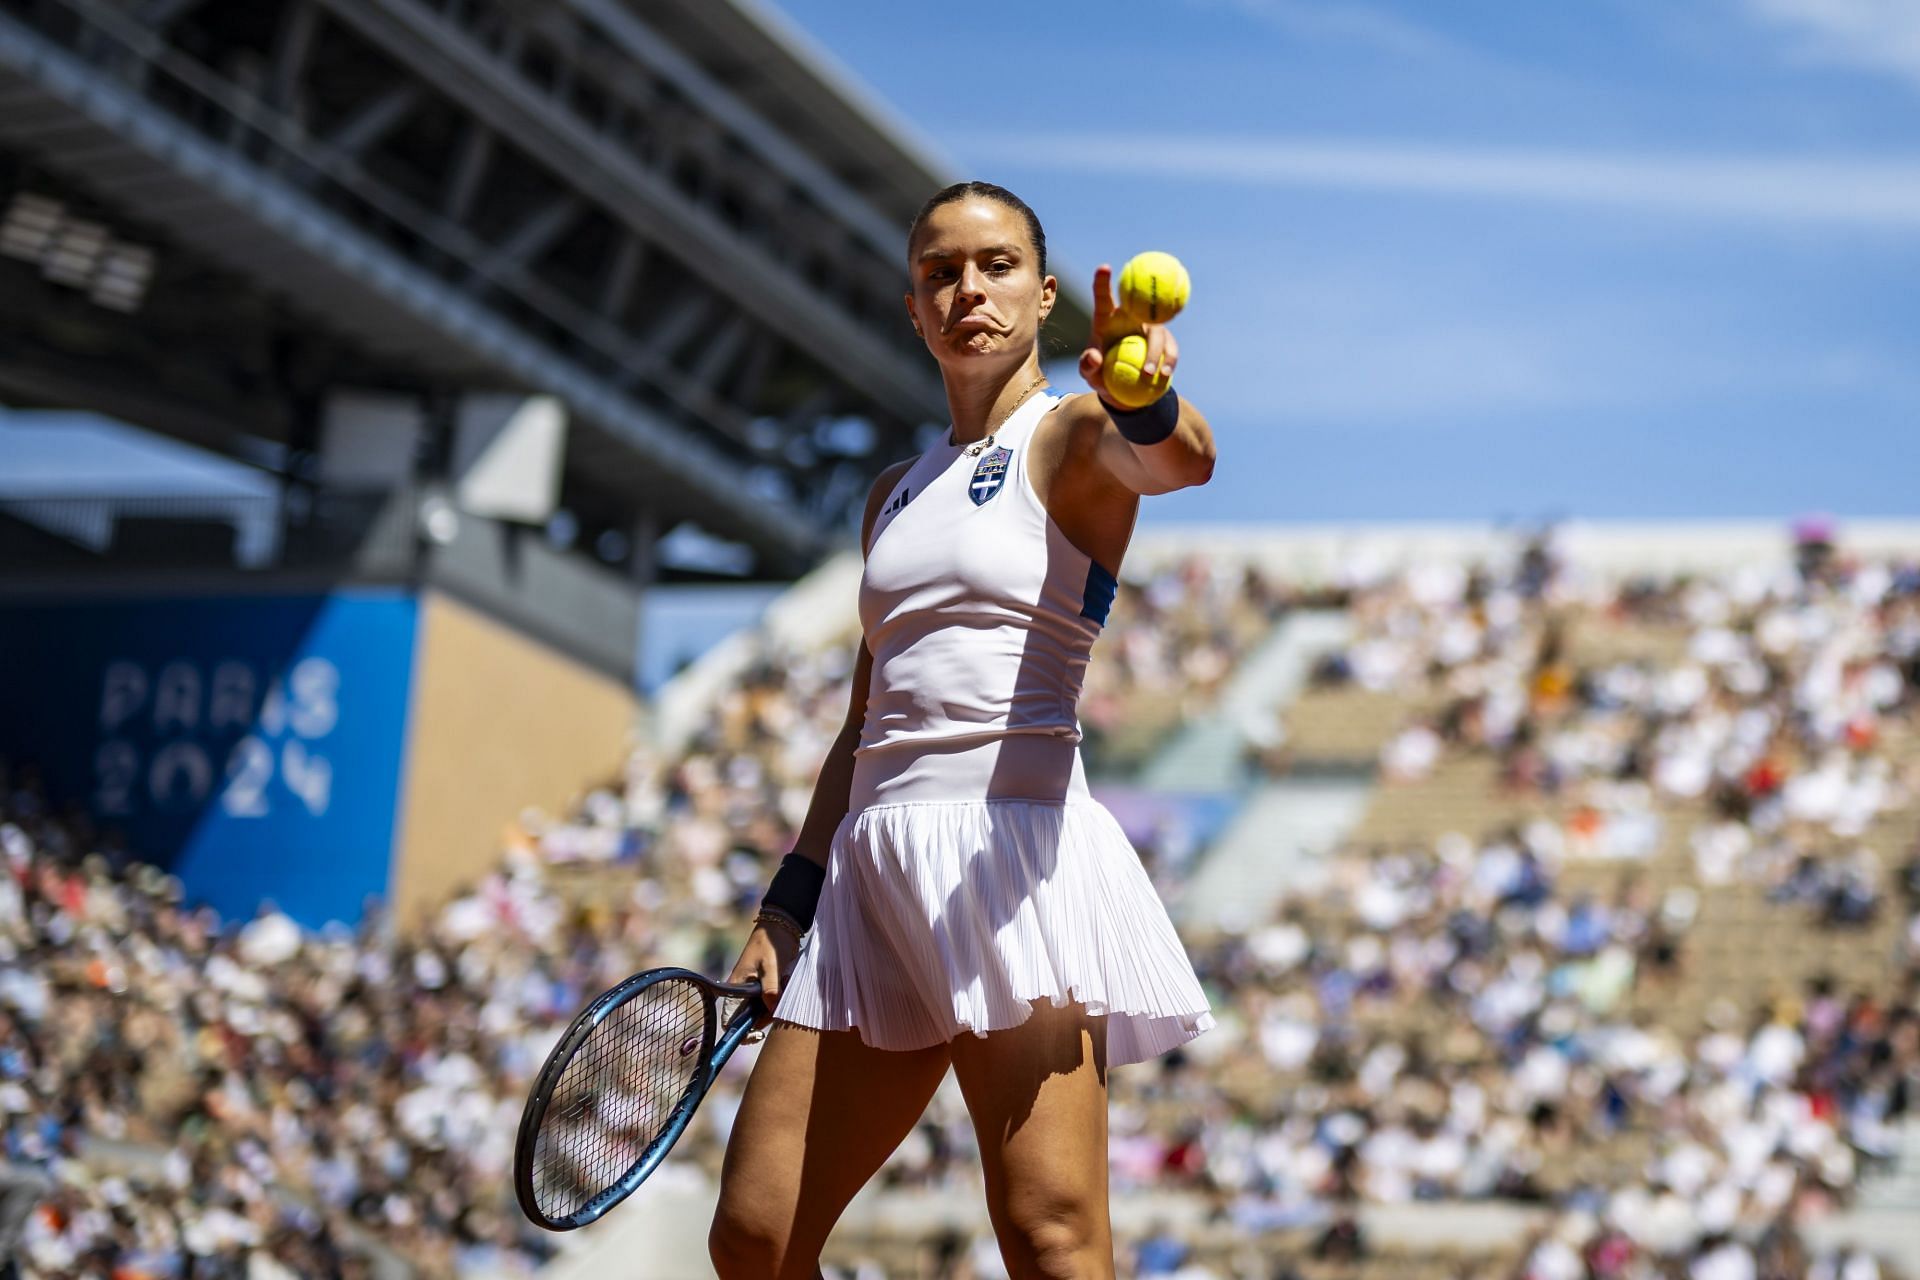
[949,1002,1114,1280]
[710,1022,951,1279]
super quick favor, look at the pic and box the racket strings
[530,978,709,1220]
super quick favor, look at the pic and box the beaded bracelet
[753,906,805,946]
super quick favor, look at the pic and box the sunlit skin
[711,195,1217,1279]
[901,199,1217,579]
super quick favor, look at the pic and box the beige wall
[390,590,636,929]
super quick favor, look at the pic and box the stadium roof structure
[647,0,957,240]
[643,0,1090,345]
[0,0,1090,581]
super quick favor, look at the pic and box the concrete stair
[1852,1119,1920,1213]
[1178,775,1374,931]
[1138,608,1352,793]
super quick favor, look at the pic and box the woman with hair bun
[711,181,1217,1279]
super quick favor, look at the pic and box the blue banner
[0,592,418,927]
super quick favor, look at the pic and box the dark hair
[907,181,1047,277]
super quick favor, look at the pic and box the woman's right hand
[727,922,800,1022]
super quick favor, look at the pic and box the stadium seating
[7,536,1919,1279]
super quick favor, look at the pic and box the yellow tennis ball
[1102,334,1168,410]
[1117,251,1190,325]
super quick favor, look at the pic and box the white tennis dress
[775,392,1213,1066]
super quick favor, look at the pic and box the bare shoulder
[1033,391,1111,455]
[1029,392,1129,508]
[860,456,918,553]
[1061,389,1114,424]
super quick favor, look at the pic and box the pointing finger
[1090,264,1114,336]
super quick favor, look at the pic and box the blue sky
[770,0,1920,524]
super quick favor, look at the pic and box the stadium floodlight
[91,244,157,313]
[0,193,63,262]
[0,190,157,313]
[41,217,109,288]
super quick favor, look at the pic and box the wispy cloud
[1184,0,1463,62]
[1743,0,1920,89]
[1219,321,1578,420]
[989,135,1920,229]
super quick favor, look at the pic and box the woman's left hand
[1077,263,1178,405]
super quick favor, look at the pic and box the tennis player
[710,182,1216,1279]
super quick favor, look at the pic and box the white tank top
[856,392,1119,755]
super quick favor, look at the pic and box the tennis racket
[513,968,766,1231]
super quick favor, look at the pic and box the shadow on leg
[950,1001,1114,1280]
[710,1022,951,1280]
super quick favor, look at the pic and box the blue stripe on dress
[1080,561,1118,625]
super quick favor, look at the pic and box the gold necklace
[952,372,1049,456]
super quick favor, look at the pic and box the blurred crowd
[1344,535,1916,859]
[0,768,548,1277]
[1151,531,1918,1280]
[5,540,1920,1279]
[0,557,1281,1278]
[1078,560,1299,771]
[1099,835,1920,1280]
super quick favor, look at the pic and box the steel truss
[0,0,972,568]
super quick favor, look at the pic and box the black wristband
[1105,389,1179,446]
[760,853,826,932]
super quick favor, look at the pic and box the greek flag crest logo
[968,446,1011,506]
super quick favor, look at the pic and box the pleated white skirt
[775,734,1213,1067]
